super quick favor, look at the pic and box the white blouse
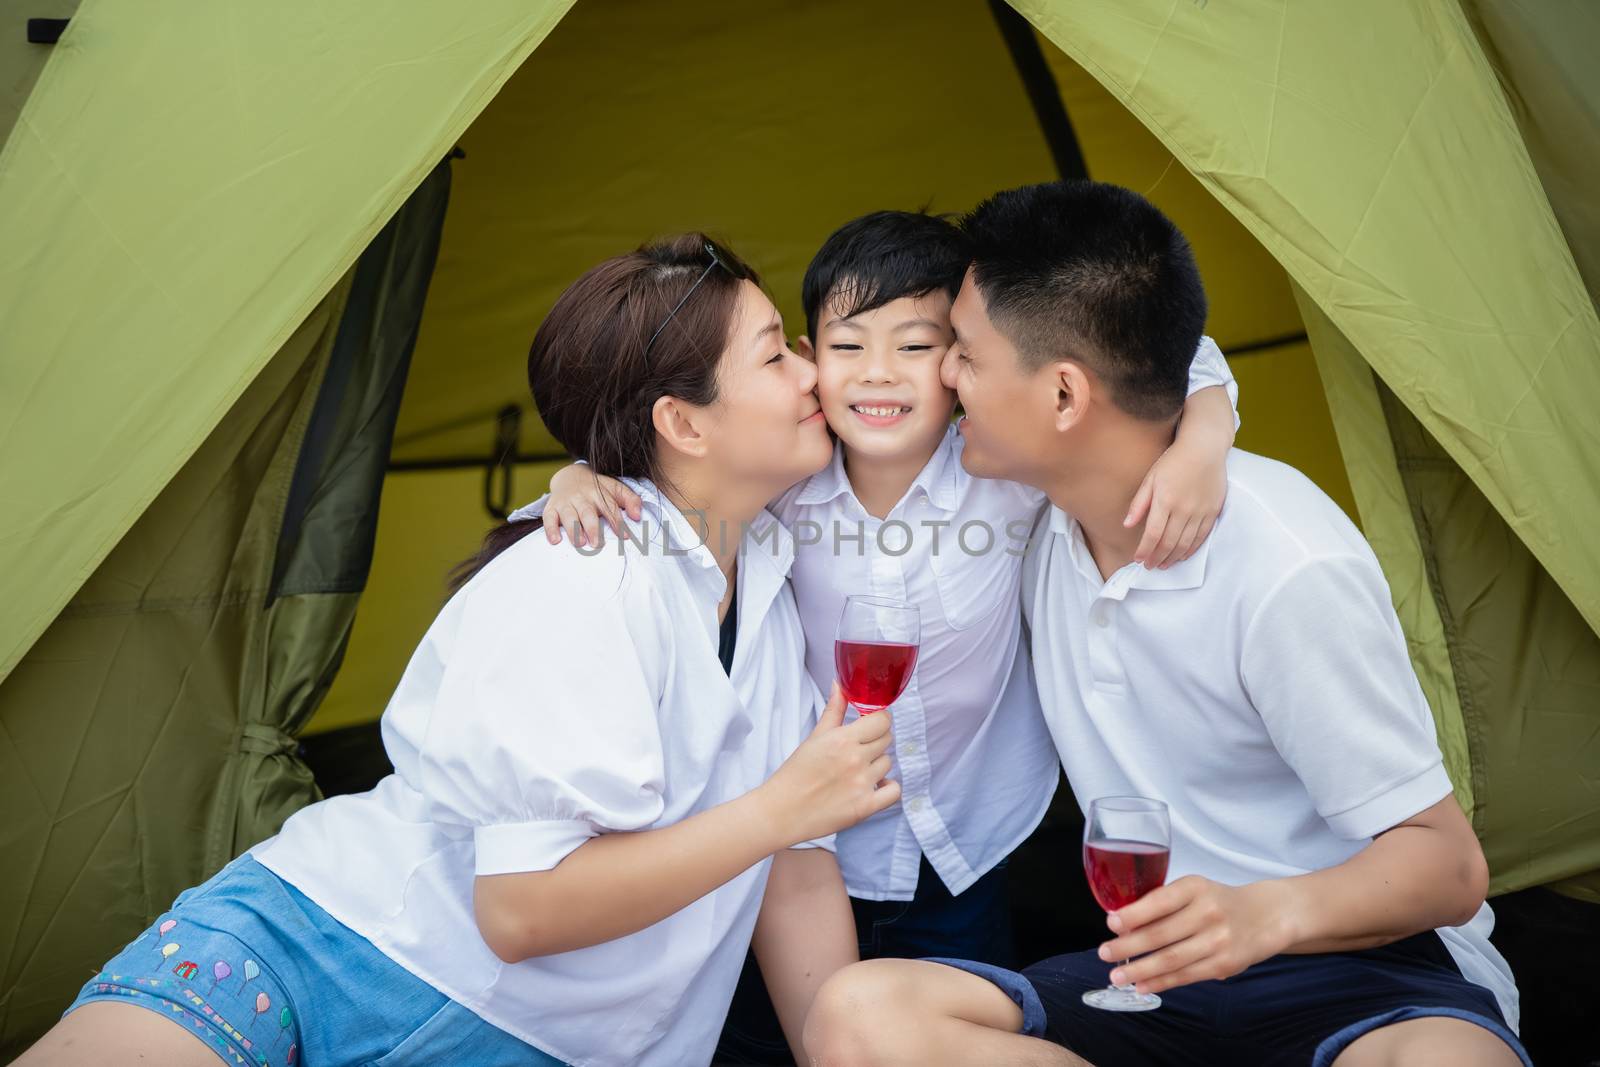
[253,481,827,1067]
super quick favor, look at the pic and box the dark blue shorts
[937,931,1530,1066]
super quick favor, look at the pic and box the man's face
[942,270,1060,487]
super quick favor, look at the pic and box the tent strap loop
[239,722,300,758]
[484,405,522,520]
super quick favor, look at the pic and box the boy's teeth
[853,405,908,417]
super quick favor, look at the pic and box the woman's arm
[753,848,859,1061]
[474,688,899,962]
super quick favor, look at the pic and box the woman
[19,235,896,1067]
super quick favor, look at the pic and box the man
[801,181,1527,1067]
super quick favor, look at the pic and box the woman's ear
[652,395,711,459]
[1053,361,1094,433]
[796,335,816,363]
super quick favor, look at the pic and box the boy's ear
[652,395,711,459]
[1053,361,1093,433]
[796,335,816,362]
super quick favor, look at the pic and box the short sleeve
[1186,335,1241,431]
[414,549,669,876]
[1241,555,1455,840]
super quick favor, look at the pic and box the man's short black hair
[963,180,1207,421]
[802,210,971,341]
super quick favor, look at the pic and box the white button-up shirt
[1022,449,1518,1029]
[254,482,827,1067]
[778,339,1238,901]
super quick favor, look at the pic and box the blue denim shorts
[936,931,1530,1067]
[66,856,567,1067]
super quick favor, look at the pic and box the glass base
[1082,984,1161,1012]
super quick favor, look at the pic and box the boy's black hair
[801,210,971,341]
[962,180,1207,421]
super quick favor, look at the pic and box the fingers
[814,682,848,732]
[1134,497,1169,565]
[1110,929,1222,992]
[1149,508,1187,569]
[551,504,586,545]
[579,502,605,548]
[616,483,644,522]
[1109,876,1198,932]
[842,708,892,742]
[1185,515,1216,562]
[868,778,902,815]
[1125,471,1154,528]
[1101,896,1207,963]
[867,754,893,780]
[544,508,562,544]
[1169,514,1203,566]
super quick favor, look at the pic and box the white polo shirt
[1022,449,1518,1028]
[254,481,829,1067]
[778,338,1239,901]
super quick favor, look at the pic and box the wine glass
[1082,795,1171,1012]
[833,595,920,714]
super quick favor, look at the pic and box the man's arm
[1096,552,1489,995]
[752,848,859,1061]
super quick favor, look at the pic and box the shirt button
[902,742,920,756]
[907,796,926,813]
[1094,606,1111,628]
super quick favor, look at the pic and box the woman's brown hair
[449,234,758,591]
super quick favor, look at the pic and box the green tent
[2,0,1596,1054]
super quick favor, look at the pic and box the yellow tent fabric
[1,0,1597,1049]
[0,0,575,685]
[1013,0,1600,636]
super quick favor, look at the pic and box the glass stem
[1114,959,1135,992]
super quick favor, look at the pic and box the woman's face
[698,280,832,498]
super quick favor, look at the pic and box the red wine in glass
[834,595,920,714]
[1082,796,1170,1012]
[834,640,919,713]
[1083,840,1170,913]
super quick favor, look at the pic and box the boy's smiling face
[803,290,959,465]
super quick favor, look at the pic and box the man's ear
[1052,361,1094,433]
[796,335,816,362]
[652,395,711,459]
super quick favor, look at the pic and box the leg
[13,1001,222,1067]
[1332,1015,1526,1067]
[803,958,1085,1067]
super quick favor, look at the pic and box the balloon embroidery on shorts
[160,942,180,960]
[253,990,271,1030]
[275,1005,293,1048]
[210,960,232,993]
[241,958,260,992]
[286,1042,298,1065]
[153,919,176,950]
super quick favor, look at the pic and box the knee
[803,960,923,1066]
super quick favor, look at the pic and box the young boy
[534,210,1240,1061]
[803,183,1526,1067]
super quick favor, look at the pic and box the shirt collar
[620,479,797,648]
[1054,506,1212,600]
[790,427,962,514]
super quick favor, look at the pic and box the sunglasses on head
[645,240,752,353]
